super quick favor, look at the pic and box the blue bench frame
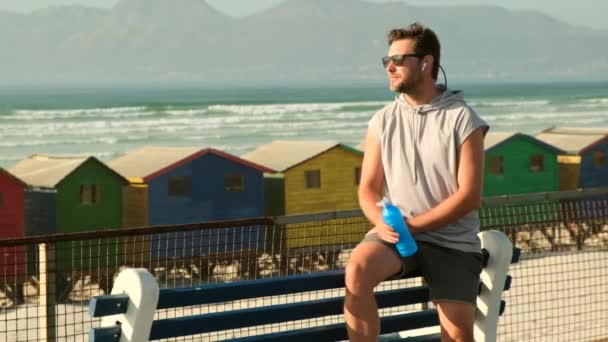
[89,230,520,342]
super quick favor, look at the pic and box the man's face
[385,39,423,94]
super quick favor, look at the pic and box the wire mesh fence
[0,188,607,341]
[479,188,608,342]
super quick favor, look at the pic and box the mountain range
[1,0,607,85]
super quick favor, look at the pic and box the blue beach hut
[109,147,275,258]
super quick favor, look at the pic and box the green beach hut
[10,154,128,272]
[483,132,565,196]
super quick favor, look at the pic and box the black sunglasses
[382,53,422,67]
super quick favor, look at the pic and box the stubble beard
[390,74,421,95]
[394,79,416,94]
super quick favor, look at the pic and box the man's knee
[344,257,375,295]
[344,242,402,295]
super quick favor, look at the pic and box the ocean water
[0,81,607,168]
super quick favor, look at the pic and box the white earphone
[421,62,427,71]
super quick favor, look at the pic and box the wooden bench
[89,230,520,342]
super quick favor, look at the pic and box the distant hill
[1,0,607,85]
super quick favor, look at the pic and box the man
[343,23,488,342]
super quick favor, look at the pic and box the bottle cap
[377,197,390,208]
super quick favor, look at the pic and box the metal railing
[0,188,607,341]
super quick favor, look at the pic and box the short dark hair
[387,23,441,80]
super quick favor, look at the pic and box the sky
[1,0,606,31]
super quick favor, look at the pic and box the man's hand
[369,222,400,244]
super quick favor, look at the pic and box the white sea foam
[483,111,607,121]
[567,98,608,109]
[571,117,608,125]
[580,97,608,104]
[334,111,374,119]
[470,99,551,107]
[269,131,300,137]
[165,109,209,116]
[6,106,150,121]
[0,137,118,148]
[208,101,388,115]
[0,117,245,138]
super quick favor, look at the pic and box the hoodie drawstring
[411,108,419,184]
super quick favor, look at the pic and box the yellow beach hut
[242,140,364,249]
[242,140,363,215]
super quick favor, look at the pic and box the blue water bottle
[379,198,418,257]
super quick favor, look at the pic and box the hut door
[557,155,581,191]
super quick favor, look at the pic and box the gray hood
[395,89,466,113]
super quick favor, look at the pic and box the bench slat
[89,294,129,317]
[481,249,490,267]
[478,274,513,295]
[395,333,442,341]
[89,325,121,342]
[504,275,512,291]
[157,269,422,309]
[225,310,439,342]
[512,247,521,263]
[157,270,345,309]
[483,247,521,267]
[149,286,430,340]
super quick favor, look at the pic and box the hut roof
[10,155,125,188]
[0,167,27,187]
[485,132,565,154]
[484,132,518,150]
[241,140,362,172]
[356,140,365,152]
[110,147,274,182]
[535,127,608,154]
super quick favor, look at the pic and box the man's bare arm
[358,129,384,226]
[358,130,400,243]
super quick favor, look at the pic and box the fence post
[38,242,57,342]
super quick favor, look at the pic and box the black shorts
[360,233,483,305]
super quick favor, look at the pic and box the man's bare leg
[344,241,402,342]
[435,301,476,342]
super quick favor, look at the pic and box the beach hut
[242,140,364,215]
[0,168,27,240]
[10,155,128,272]
[242,141,364,249]
[0,168,57,278]
[536,127,608,190]
[0,168,28,278]
[109,147,274,258]
[109,146,273,225]
[483,132,565,196]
